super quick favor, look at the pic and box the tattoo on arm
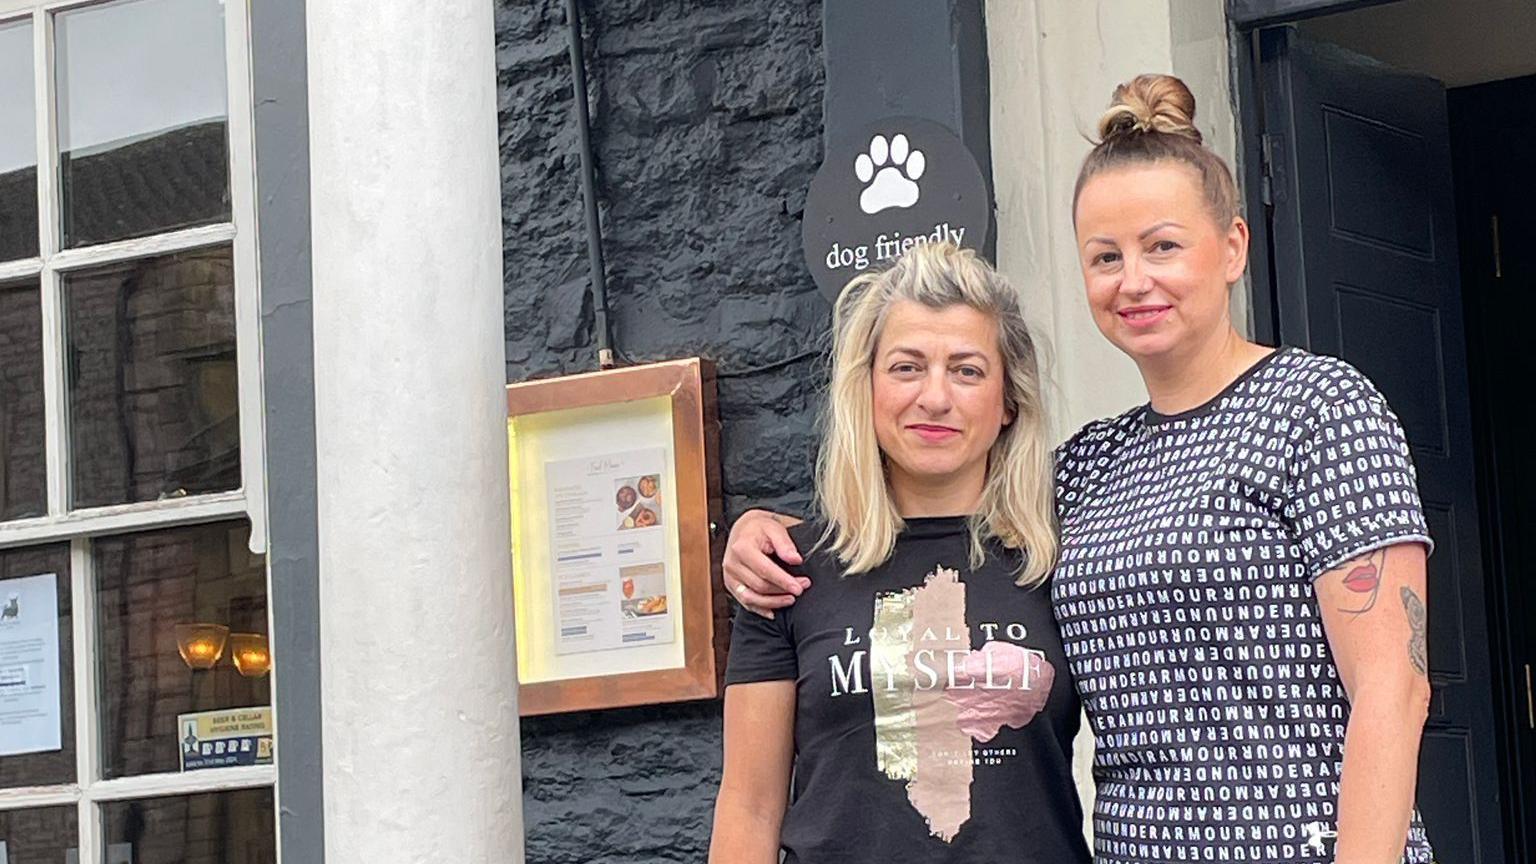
[1400,586,1428,675]
[1336,548,1387,615]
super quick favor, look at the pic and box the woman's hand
[723,510,811,618]
[708,681,796,864]
[1315,542,1432,863]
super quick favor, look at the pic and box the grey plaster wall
[496,0,825,860]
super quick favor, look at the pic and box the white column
[986,0,1239,837]
[988,0,1242,439]
[306,0,523,860]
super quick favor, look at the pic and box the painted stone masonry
[496,0,825,860]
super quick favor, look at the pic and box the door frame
[1227,3,1529,862]
[1227,0,1400,28]
[1227,0,1410,346]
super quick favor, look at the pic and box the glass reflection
[55,0,229,247]
[95,521,268,779]
[103,789,274,864]
[65,246,240,509]
[0,805,77,862]
[0,19,39,261]
[0,279,46,520]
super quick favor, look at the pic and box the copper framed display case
[506,358,725,715]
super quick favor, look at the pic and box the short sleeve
[1056,415,1130,516]
[723,601,798,686]
[1055,413,1138,520]
[1284,389,1434,580]
[1052,440,1084,518]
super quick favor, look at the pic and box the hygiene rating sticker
[178,706,274,771]
[802,115,991,301]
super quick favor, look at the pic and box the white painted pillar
[988,0,1243,438]
[306,0,523,860]
[986,0,1239,839]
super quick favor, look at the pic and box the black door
[1259,27,1506,863]
[1453,74,1536,864]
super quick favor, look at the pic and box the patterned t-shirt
[1051,346,1435,864]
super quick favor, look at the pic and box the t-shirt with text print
[725,517,1091,864]
[1052,346,1434,864]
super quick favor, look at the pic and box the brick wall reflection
[0,280,46,520]
[95,522,268,780]
[66,247,241,509]
[103,789,275,864]
[0,805,76,861]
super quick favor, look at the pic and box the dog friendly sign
[802,116,991,300]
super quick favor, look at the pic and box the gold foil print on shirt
[871,587,918,780]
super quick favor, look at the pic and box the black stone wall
[496,1,825,861]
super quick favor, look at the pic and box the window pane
[0,18,39,262]
[102,789,273,864]
[55,0,229,248]
[0,279,46,521]
[96,521,267,779]
[65,246,240,509]
[0,805,77,862]
[0,544,73,789]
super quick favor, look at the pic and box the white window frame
[0,0,274,860]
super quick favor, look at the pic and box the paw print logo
[855,133,925,215]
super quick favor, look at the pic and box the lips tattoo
[1337,549,1386,615]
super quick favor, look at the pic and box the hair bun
[1096,74,1202,145]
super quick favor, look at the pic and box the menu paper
[0,572,63,757]
[545,448,676,655]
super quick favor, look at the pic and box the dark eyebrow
[885,347,990,366]
[1138,220,1184,240]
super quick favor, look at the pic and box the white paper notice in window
[0,572,62,756]
[546,448,677,656]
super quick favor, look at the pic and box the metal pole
[563,0,614,369]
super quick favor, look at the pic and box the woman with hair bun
[723,74,1434,863]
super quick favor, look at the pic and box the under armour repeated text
[1052,346,1435,864]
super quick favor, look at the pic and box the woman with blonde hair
[724,74,1434,864]
[708,241,1090,864]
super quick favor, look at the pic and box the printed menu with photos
[545,447,676,656]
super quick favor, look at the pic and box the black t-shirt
[725,517,1090,864]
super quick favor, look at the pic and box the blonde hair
[1073,73,1239,227]
[814,241,1057,587]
